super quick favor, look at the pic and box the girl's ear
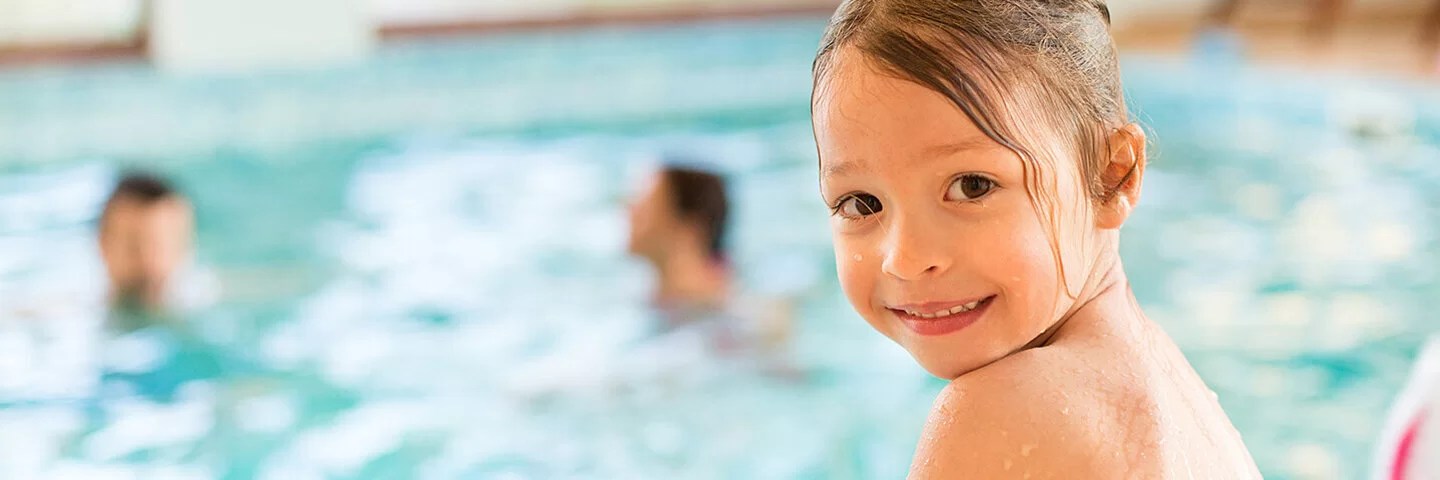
[1095,123,1146,230]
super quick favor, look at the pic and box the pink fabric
[1393,410,1426,480]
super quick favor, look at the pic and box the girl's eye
[835,194,883,218]
[945,174,997,201]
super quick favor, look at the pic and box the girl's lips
[890,295,995,336]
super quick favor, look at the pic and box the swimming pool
[2,17,1440,480]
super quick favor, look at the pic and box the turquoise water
[3,18,1440,479]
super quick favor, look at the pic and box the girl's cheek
[835,240,882,313]
[834,238,864,288]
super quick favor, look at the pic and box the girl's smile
[886,295,996,336]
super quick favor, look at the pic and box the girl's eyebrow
[821,159,867,180]
[822,135,996,180]
[922,135,996,158]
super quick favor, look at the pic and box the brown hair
[100,172,181,233]
[813,0,1129,203]
[662,166,730,262]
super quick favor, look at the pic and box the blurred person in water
[503,163,801,397]
[484,163,784,397]
[0,171,220,402]
[96,172,226,401]
[625,162,794,357]
[627,164,733,316]
[98,172,212,313]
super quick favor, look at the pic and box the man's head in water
[98,173,194,310]
[627,165,731,306]
[812,0,1147,379]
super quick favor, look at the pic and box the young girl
[810,1,1262,477]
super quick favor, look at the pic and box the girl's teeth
[906,298,988,318]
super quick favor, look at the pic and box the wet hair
[100,172,180,229]
[661,166,729,262]
[813,0,1130,295]
[815,0,1130,198]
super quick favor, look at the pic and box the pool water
[3,18,1440,480]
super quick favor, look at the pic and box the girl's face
[813,55,1102,380]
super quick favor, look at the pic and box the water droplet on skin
[853,254,863,262]
[1021,444,1037,457]
[1062,407,1070,415]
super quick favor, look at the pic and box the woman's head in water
[627,165,730,265]
[627,164,732,307]
[812,0,1147,379]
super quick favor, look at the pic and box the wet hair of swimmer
[101,172,180,223]
[660,166,730,263]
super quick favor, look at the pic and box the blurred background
[2,0,1439,479]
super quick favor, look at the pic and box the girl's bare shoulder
[908,344,1163,479]
[910,324,1261,479]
